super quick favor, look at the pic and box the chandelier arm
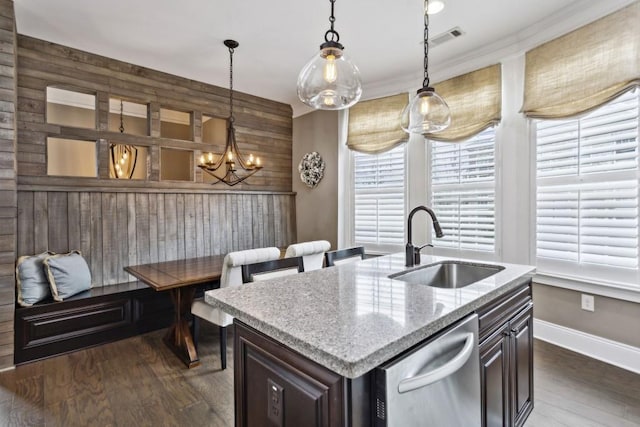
[127,146,138,179]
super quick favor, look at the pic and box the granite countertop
[204,253,535,378]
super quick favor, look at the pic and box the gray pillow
[43,251,92,301]
[15,251,55,307]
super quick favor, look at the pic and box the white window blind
[353,145,406,251]
[430,127,496,252]
[536,89,640,285]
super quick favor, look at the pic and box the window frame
[350,144,409,254]
[426,126,502,261]
[531,89,640,289]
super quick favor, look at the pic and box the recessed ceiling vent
[426,27,465,47]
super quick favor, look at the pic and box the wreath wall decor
[298,151,326,188]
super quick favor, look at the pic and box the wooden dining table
[125,255,226,368]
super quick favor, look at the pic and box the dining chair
[190,246,281,370]
[324,246,365,267]
[284,240,331,271]
[241,256,304,283]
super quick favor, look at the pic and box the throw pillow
[43,251,92,301]
[15,251,55,307]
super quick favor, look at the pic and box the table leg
[163,286,200,368]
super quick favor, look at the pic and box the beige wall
[533,283,640,348]
[292,110,338,249]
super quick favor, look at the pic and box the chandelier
[199,40,262,186]
[402,0,451,135]
[297,0,362,110]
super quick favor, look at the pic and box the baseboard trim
[534,318,640,374]
[0,365,15,373]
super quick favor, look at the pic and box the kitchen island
[205,253,535,426]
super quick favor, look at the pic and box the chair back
[324,246,365,267]
[220,247,281,288]
[284,240,331,271]
[242,256,304,283]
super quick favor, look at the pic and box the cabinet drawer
[477,280,531,342]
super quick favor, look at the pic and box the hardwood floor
[0,328,638,426]
[525,340,640,427]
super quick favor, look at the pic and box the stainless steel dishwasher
[374,313,480,426]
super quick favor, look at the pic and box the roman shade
[428,64,502,142]
[347,93,408,154]
[522,2,640,119]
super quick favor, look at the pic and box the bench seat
[14,281,174,364]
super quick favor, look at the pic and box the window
[430,127,496,253]
[535,90,639,285]
[353,145,406,252]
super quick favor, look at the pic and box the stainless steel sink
[389,261,504,289]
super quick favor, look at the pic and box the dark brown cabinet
[234,280,534,427]
[478,281,534,427]
[234,321,349,427]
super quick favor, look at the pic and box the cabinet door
[480,322,510,427]
[509,304,534,427]
[235,321,345,427]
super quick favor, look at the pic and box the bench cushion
[15,251,55,307]
[43,251,92,301]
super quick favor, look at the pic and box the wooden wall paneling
[224,194,232,251]
[115,192,128,283]
[149,101,160,138]
[134,193,149,265]
[273,194,283,249]
[0,2,28,368]
[67,191,81,252]
[183,193,196,258]
[176,193,185,259]
[101,192,118,285]
[266,194,275,247]
[243,194,253,250]
[96,91,108,131]
[33,191,47,253]
[156,193,166,262]
[16,190,32,255]
[193,110,202,144]
[126,192,137,273]
[79,192,92,269]
[194,194,204,256]
[97,138,109,179]
[16,35,293,193]
[148,193,158,264]
[210,193,222,255]
[47,191,68,253]
[222,193,232,254]
[164,193,177,261]
[89,192,103,286]
[230,193,239,251]
[251,195,262,249]
[287,196,296,245]
[201,194,210,256]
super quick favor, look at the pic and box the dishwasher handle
[398,332,475,394]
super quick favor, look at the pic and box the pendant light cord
[423,0,430,88]
[228,45,235,124]
[324,0,340,43]
[119,99,124,133]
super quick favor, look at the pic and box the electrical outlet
[267,379,283,426]
[581,294,595,312]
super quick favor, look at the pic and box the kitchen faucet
[406,206,444,267]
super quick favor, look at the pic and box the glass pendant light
[297,0,362,110]
[402,0,451,135]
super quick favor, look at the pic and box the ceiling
[13,0,633,117]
